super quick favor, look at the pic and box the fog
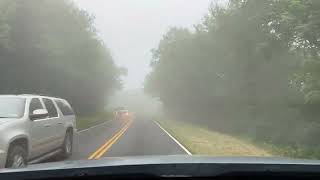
[74,0,212,89]
[106,89,162,118]
[1,0,320,163]
[71,0,320,160]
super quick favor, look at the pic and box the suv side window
[55,100,74,116]
[43,98,58,118]
[29,98,44,115]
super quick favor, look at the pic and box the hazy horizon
[74,0,213,89]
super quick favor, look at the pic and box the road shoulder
[77,111,113,131]
[153,120,192,155]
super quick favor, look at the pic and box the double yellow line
[88,119,132,159]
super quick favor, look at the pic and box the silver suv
[0,95,76,168]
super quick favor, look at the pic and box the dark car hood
[3,155,320,173]
[2,155,320,180]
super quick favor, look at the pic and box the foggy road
[70,118,189,161]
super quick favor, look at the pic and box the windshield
[0,97,25,118]
[0,0,320,173]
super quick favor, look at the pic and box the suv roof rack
[19,94,44,96]
[19,94,61,99]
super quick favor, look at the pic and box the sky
[74,0,213,89]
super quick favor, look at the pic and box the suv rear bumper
[0,149,7,168]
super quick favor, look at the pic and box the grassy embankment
[77,111,113,131]
[157,119,272,156]
[158,118,320,159]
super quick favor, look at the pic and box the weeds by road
[157,119,272,156]
[77,111,113,130]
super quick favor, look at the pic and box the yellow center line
[94,120,132,159]
[88,119,132,160]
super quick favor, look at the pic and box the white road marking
[77,120,113,133]
[153,120,192,155]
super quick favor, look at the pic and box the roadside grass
[157,119,272,156]
[77,111,113,131]
[255,141,320,160]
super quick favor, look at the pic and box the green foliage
[145,0,320,153]
[0,0,123,114]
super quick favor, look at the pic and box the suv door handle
[44,124,51,127]
[58,122,63,125]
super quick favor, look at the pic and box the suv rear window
[43,98,58,118]
[55,100,74,116]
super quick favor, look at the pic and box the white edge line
[153,120,192,155]
[77,120,112,133]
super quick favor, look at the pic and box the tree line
[0,0,124,115]
[145,0,320,154]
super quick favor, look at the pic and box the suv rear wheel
[6,145,27,168]
[60,130,73,159]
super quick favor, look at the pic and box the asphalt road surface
[69,118,190,161]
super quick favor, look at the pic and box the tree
[145,0,308,143]
[0,0,123,114]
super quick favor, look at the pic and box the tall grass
[76,111,113,130]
